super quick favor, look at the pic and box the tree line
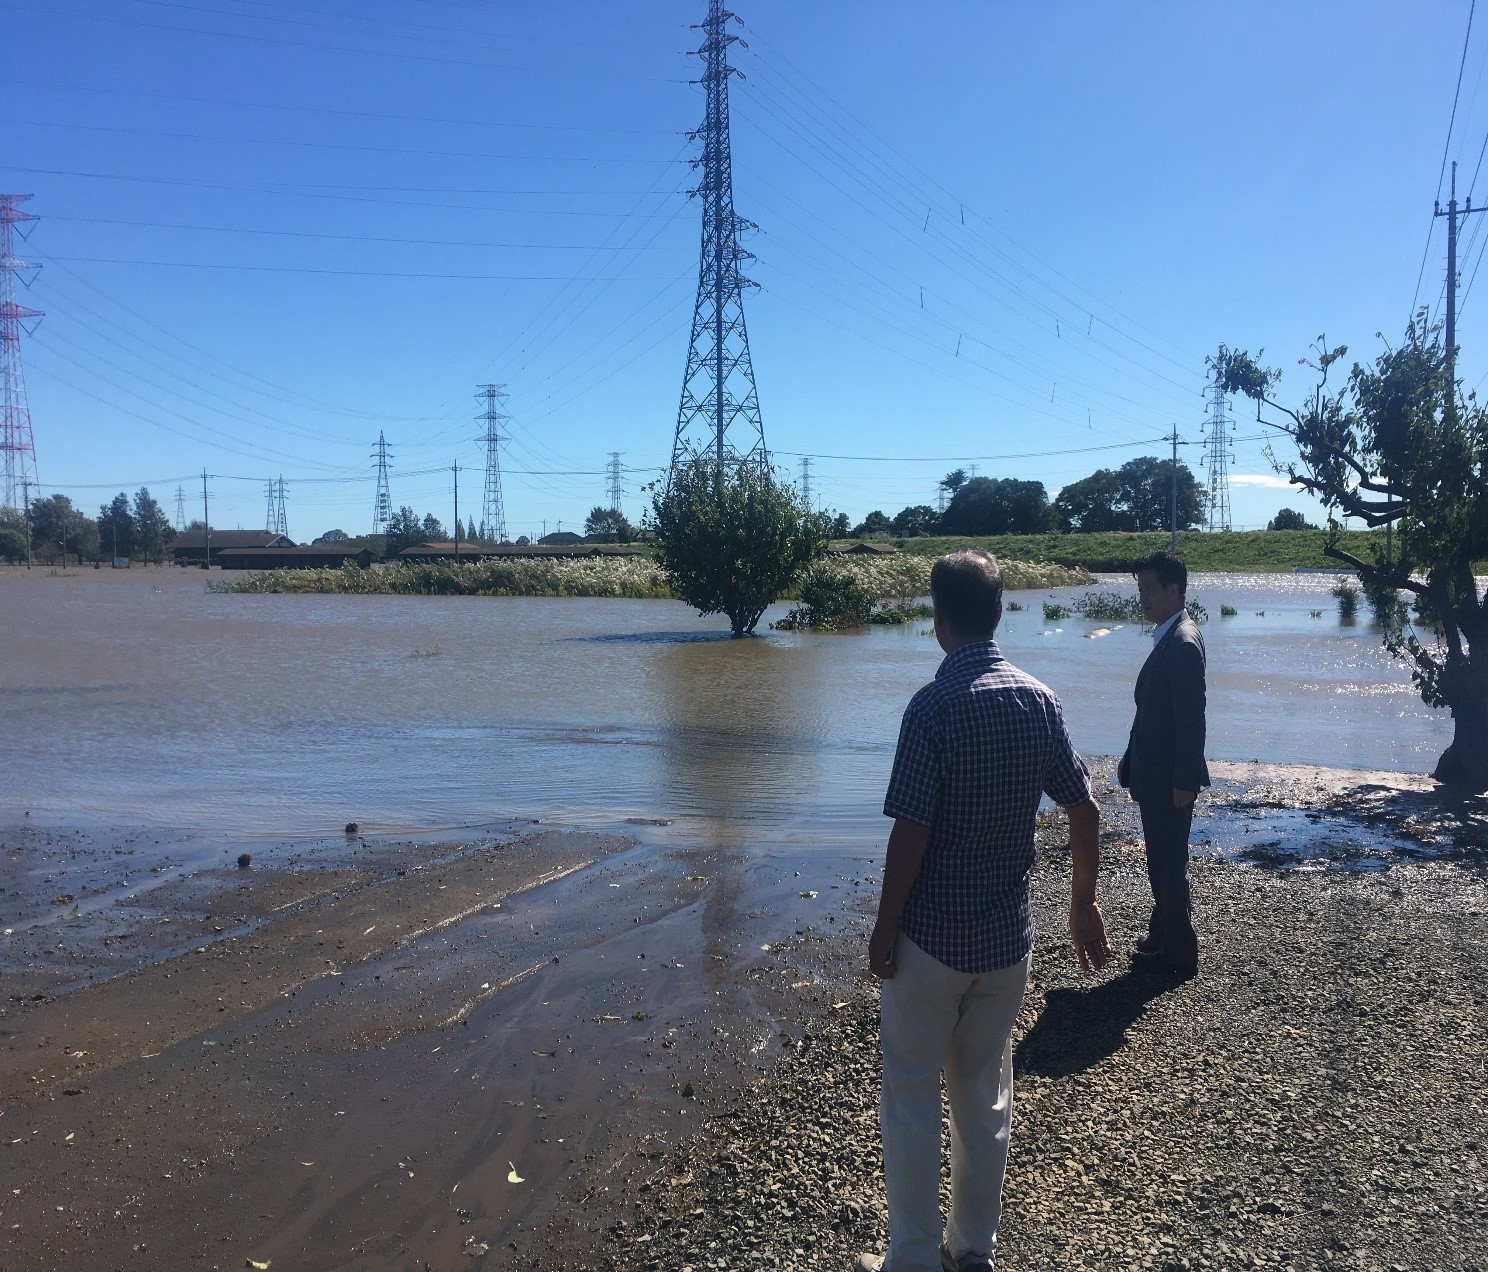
[843,456,1205,539]
[0,488,175,565]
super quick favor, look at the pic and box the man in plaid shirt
[857,549,1110,1272]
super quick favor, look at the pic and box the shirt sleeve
[883,694,941,827]
[1041,693,1092,808]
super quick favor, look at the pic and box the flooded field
[0,565,1452,846]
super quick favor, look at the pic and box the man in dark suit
[1117,550,1208,977]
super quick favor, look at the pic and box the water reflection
[648,635,828,848]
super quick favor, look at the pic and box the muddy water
[0,567,1452,848]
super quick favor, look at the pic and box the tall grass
[211,554,1092,600]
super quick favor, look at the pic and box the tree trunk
[1433,663,1488,792]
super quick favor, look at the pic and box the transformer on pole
[671,0,766,473]
[1202,378,1235,532]
[606,451,624,512]
[477,385,507,544]
[372,431,393,534]
[1,195,42,513]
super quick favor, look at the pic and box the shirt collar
[1150,610,1183,646]
[935,637,1003,678]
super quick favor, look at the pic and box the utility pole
[274,476,288,539]
[671,0,766,474]
[798,456,813,509]
[1434,160,1487,420]
[453,461,460,562]
[1166,424,1187,551]
[174,485,186,532]
[265,479,276,534]
[201,469,211,569]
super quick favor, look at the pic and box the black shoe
[1135,932,1162,954]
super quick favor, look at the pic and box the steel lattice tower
[265,479,277,533]
[606,451,624,512]
[174,486,186,531]
[1,195,42,512]
[1202,378,1235,532]
[671,0,766,473]
[372,431,393,533]
[798,456,813,508]
[477,385,507,543]
[274,475,288,538]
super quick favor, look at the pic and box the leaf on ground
[507,1163,525,1184]
[247,1260,271,1269]
[832,1002,850,1010]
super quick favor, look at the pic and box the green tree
[420,513,447,541]
[1053,469,1126,532]
[0,508,25,564]
[383,507,427,558]
[132,487,173,562]
[941,477,1051,535]
[939,469,968,499]
[829,512,851,538]
[584,506,635,543]
[31,494,99,565]
[1054,458,1203,532]
[891,504,940,537]
[1117,456,1204,531]
[98,492,135,559]
[851,509,893,537]
[315,529,350,543]
[1267,507,1315,531]
[1212,322,1488,790]
[651,454,826,637]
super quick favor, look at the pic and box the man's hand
[868,918,899,979]
[1173,788,1196,809]
[1069,899,1111,972]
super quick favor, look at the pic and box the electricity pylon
[670,0,766,473]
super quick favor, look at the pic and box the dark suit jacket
[1120,614,1209,803]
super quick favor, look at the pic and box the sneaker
[854,1255,886,1272]
[941,1243,994,1272]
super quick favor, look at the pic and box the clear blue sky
[4,0,1482,539]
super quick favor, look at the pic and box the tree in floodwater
[1212,320,1488,791]
[651,452,826,637]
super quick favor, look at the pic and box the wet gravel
[570,781,1488,1272]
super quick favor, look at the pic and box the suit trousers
[878,935,1030,1272]
[1138,797,1198,965]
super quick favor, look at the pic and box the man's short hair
[1133,549,1187,594]
[931,549,1004,638]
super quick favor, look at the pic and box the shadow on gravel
[1322,782,1488,878]
[1015,972,1175,1077]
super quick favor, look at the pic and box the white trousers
[879,935,1031,1272]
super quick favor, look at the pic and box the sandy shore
[3,764,1486,1271]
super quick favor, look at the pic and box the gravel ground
[572,782,1488,1272]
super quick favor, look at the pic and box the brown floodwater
[0,566,1453,853]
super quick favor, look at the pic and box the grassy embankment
[209,554,1090,599]
[896,528,1390,572]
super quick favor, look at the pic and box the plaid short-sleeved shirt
[883,639,1091,973]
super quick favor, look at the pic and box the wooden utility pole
[453,461,461,562]
[201,469,211,569]
[1434,160,1488,418]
